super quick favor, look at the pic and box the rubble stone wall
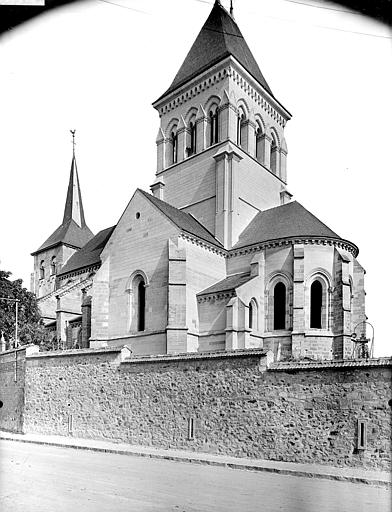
[12,347,390,471]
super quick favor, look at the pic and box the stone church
[31,0,366,360]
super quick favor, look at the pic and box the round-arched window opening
[135,212,141,219]
[0,400,3,408]
[310,280,323,328]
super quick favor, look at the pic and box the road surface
[0,440,390,511]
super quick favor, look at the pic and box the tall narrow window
[270,135,278,174]
[51,256,57,275]
[39,260,45,279]
[255,125,263,161]
[190,120,197,155]
[209,107,219,146]
[171,130,178,164]
[248,301,253,329]
[274,282,286,330]
[310,280,323,328]
[237,111,246,148]
[137,279,145,332]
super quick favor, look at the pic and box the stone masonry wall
[0,346,38,433]
[19,347,392,471]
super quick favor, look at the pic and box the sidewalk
[1,430,390,488]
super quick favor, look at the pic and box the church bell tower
[151,0,292,249]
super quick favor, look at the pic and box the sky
[0,0,391,356]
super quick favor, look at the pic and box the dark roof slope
[198,272,254,296]
[58,226,115,277]
[32,154,94,255]
[157,1,272,101]
[139,190,223,248]
[32,219,94,255]
[234,201,341,249]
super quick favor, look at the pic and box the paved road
[0,440,390,512]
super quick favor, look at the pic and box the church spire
[62,130,86,228]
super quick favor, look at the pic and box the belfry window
[171,129,178,165]
[270,135,278,174]
[189,120,197,156]
[237,110,247,149]
[310,280,323,328]
[274,282,286,330]
[209,107,219,146]
[255,124,263,162]
[39,260,45,280]
[51,256,57,275]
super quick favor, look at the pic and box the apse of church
[33,1,366,361]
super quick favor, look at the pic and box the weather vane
[70,129,76,155]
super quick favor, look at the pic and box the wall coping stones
[0,344,39,357]
[270,357,392,371]
[26,345,132,360]
[123,348,271,365]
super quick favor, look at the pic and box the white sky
[0,0,391,356]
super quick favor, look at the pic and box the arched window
[274,282,286,330]
[127,273,147,333]
[270,134,278,174]
[170,129,178,165]
[255,124,263,162]
[39,260,45,280]
[237,109,247,149]
[310,280,323,328]
[248,298,258,330]
[209,106,219,146]
[188,118,197,156]
[51,256,57,275]
[249,301,253,329]
[137,279,145,332]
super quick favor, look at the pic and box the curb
[1,434,390,489]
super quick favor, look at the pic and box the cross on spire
[70,129,76,156]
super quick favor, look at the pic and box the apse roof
[198,272,255,296]
[157,1,273,101]
[139,189,223,249]
[58,226,115,277]
[233,201,341,250]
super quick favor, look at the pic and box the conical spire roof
[158,1,273,100]
[63,154,86,228]
[32,152,94,255]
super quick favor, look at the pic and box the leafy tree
[0,269,54,349]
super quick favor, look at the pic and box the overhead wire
[97,0,392,39]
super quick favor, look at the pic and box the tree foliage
[0,269,53,349]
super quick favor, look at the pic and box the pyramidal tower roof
[158,0,273,101]
[32,149,94,255]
